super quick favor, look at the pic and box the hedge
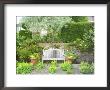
[60,22,94,42]
[60,22,94,51]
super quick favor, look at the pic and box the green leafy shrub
[19,30,32,40]
[48,65,57,74]
[30,53,41,61]
[29,53,41,63]
[17,45,42,62]
[61,61,73,74]
[61,61,72,71]
[27,44,43,54]
[17,48,32,62]
[65,52,74,58]
[60,22,94,42]
[18,39,42,53]
[22,39,36,46]
[70,16,88,22]
[72,38,93,52]
[16,61,19,67]
[16,35,43,61]
[16,62,33,74]
[35,46,43,54]
[51,60,57,66]
[66,68,73,74]
[29,54,36,60]
[73,53,79,60]
[65,51,79,61]
[21,23,29,30]
[43,33,53,43]
[34,61,44,70]
[16,33,27,48]
[79,61,94,74]
[48,59,57,74]
[32,34,42,43]
[60,22,94,51]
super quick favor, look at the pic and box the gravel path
[31,64,81,74]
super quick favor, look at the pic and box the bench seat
[42,48,65,62]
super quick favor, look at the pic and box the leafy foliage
[66,67,73,74]
[30,53,40,60]
[32,34,42,43]
[79,61,94,74]
[18,16,94,48]
[60,22,94,42]
[48,65,57,74]
[16,28,43,62]
[19,16,73,43]
[20,16,72,32]
[19,30,32,39]
[70,16,88,22]
[64,50,79,60]
[16,39,42,62]
[21,23,29,29]
[48,60,57,74]
[17,47,32,62]
[60,22,94,51]
[50,60,57,66]
[61,61,72,71]
[34,61,44,70]
[16,62,33,74]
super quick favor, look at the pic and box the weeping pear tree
[20,16,72,31]
[19,16,72,43]
[19,16,88,32]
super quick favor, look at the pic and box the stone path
[31,64,81,74]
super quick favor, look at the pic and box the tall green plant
[70,16,89,22]
[60,22,94,51]
[19,30,32,39]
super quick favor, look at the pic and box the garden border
[0,0,109,90]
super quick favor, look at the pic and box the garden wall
[75,52,94,64]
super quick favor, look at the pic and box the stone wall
[75,52,94,64]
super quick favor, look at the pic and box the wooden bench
[42,48,65,63]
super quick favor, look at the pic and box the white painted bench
[42,48,65,63]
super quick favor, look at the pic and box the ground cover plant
[48,65,57,74]
[16,62,33,74]
[34,61,45,71]
[61,61,73,74]
[48,60,57,74]
[79,61,94,74]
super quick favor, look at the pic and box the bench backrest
[43,48,64,58]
